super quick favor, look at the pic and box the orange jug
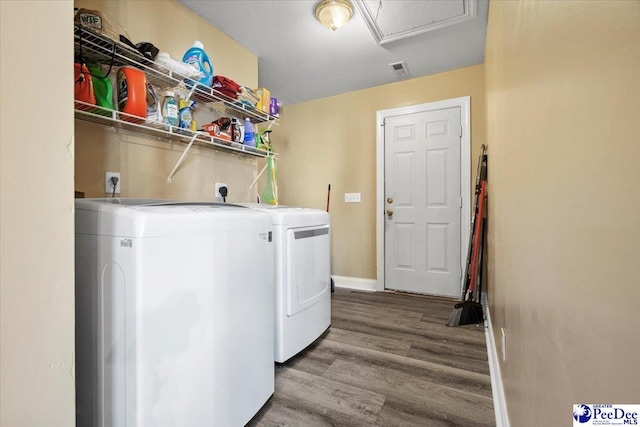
[74,63,96,106]
[117,66,147,122]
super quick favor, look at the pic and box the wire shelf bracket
[167,132,200,183]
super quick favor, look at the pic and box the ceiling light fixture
[315,0,354,31]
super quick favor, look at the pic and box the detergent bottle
[145,82,162,123]
[87,63,114,115]
[117,66,147,123]
[182,41,213,87]
[243,118,255,147]
[74,63,95,105]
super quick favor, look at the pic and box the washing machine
[241,204,331,363]
[75,199,275,427]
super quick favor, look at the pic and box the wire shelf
[74,101,275,159]
[74,24,279,125]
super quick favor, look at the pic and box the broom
[447,180,486,326]
[447,181,486,326]
[447,148,487,327]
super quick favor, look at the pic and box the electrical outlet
[215,182,227,202]
[105,172,121,194]
[345,192,361,203]
[501,328,507,362]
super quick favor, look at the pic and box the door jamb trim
[375,96,471,294]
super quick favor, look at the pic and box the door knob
[386,209,394,218]
[386,197,393,204]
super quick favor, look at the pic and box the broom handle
[474,217,487,303]
[474,153,489,302]
[326,184,331,212]
[462,195,479,299]
[469,180,487,293]
[462,149,487,299]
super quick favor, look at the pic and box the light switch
[345,193,361,203]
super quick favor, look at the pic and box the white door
[384,106,462,297]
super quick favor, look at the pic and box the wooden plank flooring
[248,288,494,426]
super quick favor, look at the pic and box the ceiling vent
[390,61,408,77]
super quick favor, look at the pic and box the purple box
[269,98,279,117]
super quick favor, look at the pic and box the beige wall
[484,1,640,425]
[0,1,76,426]
[74,0,262,202]
[274,65,486,279]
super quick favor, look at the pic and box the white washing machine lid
[239,203,329,226]
[75,198,175,208]
[76,199,271,237]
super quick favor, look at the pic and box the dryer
[242,204,330,363]
[75,199,274,427]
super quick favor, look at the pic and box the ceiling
[178,0,489,106]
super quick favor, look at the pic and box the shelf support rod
[249,161,270,189]
[185,84,197,102]
[167,133,199,183]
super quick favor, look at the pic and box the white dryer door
[286,225,330,316]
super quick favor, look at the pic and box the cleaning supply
[162,91,179,127]
[269,98,279,117]
[258,129,273,152]
[145,82,162,123]
[182,41,213,87]
[74,63,95,105]
[117,66,147,122]
[243,118,255,147]
[87,63,114,113]
[231,118,244,143]
[178,98,193,129]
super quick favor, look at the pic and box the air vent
[389,61,408,77]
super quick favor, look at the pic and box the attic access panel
[354,0,477,45]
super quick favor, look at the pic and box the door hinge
[459,126,463,137]
[459,197,463,208]
[380,119,385,127]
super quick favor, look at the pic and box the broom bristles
[447,306,463,327]
[447,300,484,327]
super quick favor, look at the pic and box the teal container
[162,91,179,127]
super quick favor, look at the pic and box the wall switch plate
[215,182,227,202]
[501,328,507,362]
[345,192,361,203]
[105,172,121,194]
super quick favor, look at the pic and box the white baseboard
[483,295,510,427]
[332,275,378,292]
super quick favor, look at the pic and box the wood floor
[248,288,495,427]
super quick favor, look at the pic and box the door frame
[376,96,471,294]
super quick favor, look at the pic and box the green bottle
[87,63,115,115]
